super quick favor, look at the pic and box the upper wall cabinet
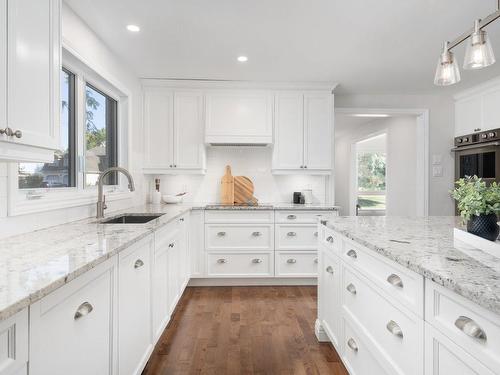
[272,91,333,174]
[455,79,500,136]
[0,0,61,162]
[205,90,273,145]
[143,88,206,174]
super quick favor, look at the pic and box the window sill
[9,190,134,216]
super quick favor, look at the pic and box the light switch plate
[432,154,442,165]
[432,166,443,177]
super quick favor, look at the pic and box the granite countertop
[0,204,192,322]
[321,216,500,316]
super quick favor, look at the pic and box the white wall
[153,147,328,204]
[0,3,145,239]
[335,94,455,216]
[335,116,418,216]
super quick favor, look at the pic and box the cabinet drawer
[275,251,318,277]
[275,211,326,224]
[425,323,495,375]
[0,309,28,375]
[205,224,273,251]
[425,280,500,373]
[276,224,318,250]
[207,252,274,277]
[341,237,424,317]
[205,210,274,223]
[342,265,423,375]
[341,316,388,375]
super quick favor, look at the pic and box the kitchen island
[317,215,500,375]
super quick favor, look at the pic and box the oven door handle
[451,141,500,152]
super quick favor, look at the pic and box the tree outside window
[357,152,386,210]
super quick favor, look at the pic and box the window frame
[7,47,132,216]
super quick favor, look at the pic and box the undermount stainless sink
[101,214,164,224]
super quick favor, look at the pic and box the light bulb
[464,19,495,70]
[434,42,461,86]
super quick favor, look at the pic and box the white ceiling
[65,0,500,94]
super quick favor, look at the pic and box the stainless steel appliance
[453,128,500,183]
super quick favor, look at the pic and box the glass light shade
[434,46,460,86]
[463,30,496,69]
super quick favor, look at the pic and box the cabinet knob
[134,259,144,269]
[168,243,175,248]
[287,258,297,264]
[179,218,185,222]
[252,258,263,264]
[326,266,334,274]
[347,338,358,352]
[346,283,357,295]
[217,231,226,237]
[252,231,262,237]
[387,273,404,288]
[217,258,227,264]
[304,165,307,169]
[287,231,297,237]
[346,249,357,259]
[326,236,334,243]
[386,320,404,338]
[454,316,487,342]
[74,301,94,320]
[287,215,297,220]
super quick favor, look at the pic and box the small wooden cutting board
[220,165,234,205]
[234,176,258,205]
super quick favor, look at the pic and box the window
[357,151,386,211]
[85,84,118,187]
[18,69,76,189]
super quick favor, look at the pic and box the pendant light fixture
[434,0,500,86]
[434,42,461,86]
[463,19,496,69]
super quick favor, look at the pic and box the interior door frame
[335,107,430,217]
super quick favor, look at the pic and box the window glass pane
[357,152,386,192]
[85,84,117,187]
[18,69,75,189]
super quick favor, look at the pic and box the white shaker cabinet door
[6,0,60,151]
[118,237,153,375]
[272,91,304,170]
[144,90,174,169]
[455,95,482,136]
[319,245,341,349]
[29,258,117,375]
[174,91,205,169]
[304,92,332,170]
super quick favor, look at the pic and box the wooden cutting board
[220,165,234,204]
[234,176,258,205]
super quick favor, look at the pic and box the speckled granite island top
[322,216,500,316]
[0,204,191,322]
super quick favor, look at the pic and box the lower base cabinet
[118,236,153,375]
[29,258,117,375]
[0,309,28,375]
[319,244,340,348]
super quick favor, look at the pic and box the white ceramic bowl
[162,194,183,204]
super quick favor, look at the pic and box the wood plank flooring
[143,286,348,375]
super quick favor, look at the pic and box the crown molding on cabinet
[453,75,500,101]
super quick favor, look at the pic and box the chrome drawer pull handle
[326,236,334,243]
[168,243,175,248]
[74,302,93,320]
[134,259,144,269]
[252,231,262,237]
[346,283,357,295]
[386,320,404,338]
[287,232,297,237]
[217,258,228,264]
[347,338,358,352]
[326,266,334,274]
[314,258,318,264]
[287,258,297,264]
[387,273,404,288]
[314,231,318,237]
[455,316,487,342]
[217,231,226,236]
[346,249,357,259]
[287,215,297,220]
[252,258,263,264]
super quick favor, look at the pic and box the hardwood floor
[143,286,348,375]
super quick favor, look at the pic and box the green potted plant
[452,176,500,241]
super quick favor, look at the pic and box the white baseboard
[315,319,330,342]
[187,277,317,287]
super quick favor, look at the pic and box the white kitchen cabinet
[481,88,500,132]
[319,244,341,348]
[176,214,190,291]
[0,0,61,162]
[29,257,117,375]
[275,251,318,277]
[167,236,180,313]
[0,309,28,375]
[143,89,206,174]
[455,95,482,136]
[205,90,273,144]
[189,210,206,278]
[272,91,332,174]
[118,236,153,375]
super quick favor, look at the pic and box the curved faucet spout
[96,167,135,219]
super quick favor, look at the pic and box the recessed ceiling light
[351,114,390,118]
[237,56,248,62]
[126,24,140,32]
